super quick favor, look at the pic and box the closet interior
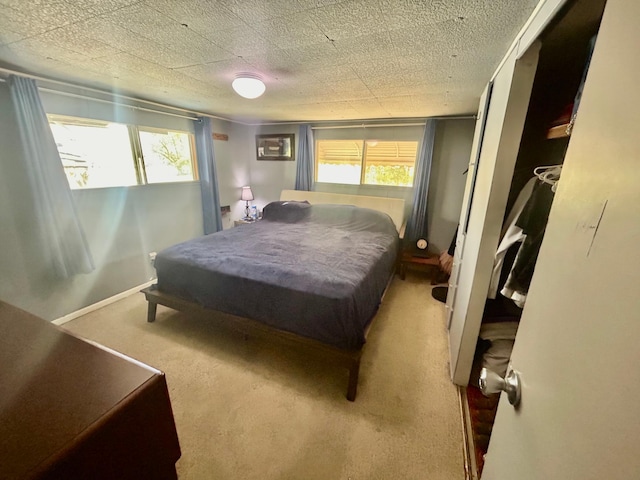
[465,0,607,473]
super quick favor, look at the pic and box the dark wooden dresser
[0,301,181,479]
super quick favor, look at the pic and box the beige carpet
[63,273,464,479]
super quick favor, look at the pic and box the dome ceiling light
[232,74,266,99]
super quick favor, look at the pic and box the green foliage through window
[364,165,414,187]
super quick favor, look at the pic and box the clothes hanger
[533,164,562,177]
[533,164,562,192]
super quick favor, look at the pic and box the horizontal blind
[364,141,418,167]
[316,140,363,165]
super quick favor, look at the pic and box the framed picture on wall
[256,134,295,161]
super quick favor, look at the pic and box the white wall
[41,90,196,132]
[211,119,249,229]
[0,86,217,320]
[428,120,475,252]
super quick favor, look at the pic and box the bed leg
[147,301,158,323]
[346,359,360,402]
[399,262,407,280]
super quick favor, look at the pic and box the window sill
[69,181,199,192]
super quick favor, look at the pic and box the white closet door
[483,0,640,476]
[445,83,492,331]
[447,42,540,386]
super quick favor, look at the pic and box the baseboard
[53,279,157,326]
[458,386,479,480]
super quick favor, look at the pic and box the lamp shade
[241,186,254,201]
[232,75,266,99]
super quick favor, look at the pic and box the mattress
[155,202,399,349]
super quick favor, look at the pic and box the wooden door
[482,0,640,477]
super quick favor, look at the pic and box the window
[315,139,418,187]
[138,128,196,184]
[48,116,137,189]
[48,114,197,189]
[315,140,363,185]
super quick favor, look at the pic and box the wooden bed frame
[143,191,405,401]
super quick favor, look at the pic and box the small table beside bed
[142,190,405,401]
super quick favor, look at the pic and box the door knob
[479,367,521,406]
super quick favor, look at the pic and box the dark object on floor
[432,286,448,303]
[432,269,450,285]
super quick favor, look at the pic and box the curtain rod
[0,67,236,123]
[312,123,425,130]
[37,87,199,121]
[311,117,474,130]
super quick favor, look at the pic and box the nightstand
[398,250,439,280]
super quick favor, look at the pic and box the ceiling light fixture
[232,74,266,99]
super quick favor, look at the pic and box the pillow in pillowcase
[262,200,311,222]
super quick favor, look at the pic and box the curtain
[7,75,94,278]
[194,116,223,234]
[294,124,314,191]
[405,119,437,245]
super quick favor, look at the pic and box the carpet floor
[62,272,465,479]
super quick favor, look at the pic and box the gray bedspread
[155,202,399,349]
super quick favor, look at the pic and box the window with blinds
[315,139,418,187]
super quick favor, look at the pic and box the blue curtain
[194,117,223,234]
[294,124,314,191]
[8,75,94,278]
[405,119,437,245]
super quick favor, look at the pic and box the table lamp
[241,186,254,220]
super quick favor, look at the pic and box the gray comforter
[155,202,399,349]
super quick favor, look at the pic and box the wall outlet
[149,251,157,266]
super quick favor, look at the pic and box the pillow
[308,204,397,235]
[262,200,311,223]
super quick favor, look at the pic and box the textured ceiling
[0,0,540,123]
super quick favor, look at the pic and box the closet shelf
[546,122,572,139]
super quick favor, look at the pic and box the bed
[142,190,404,400]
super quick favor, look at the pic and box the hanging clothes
[500,180,555,307]
[488,177,536,299]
